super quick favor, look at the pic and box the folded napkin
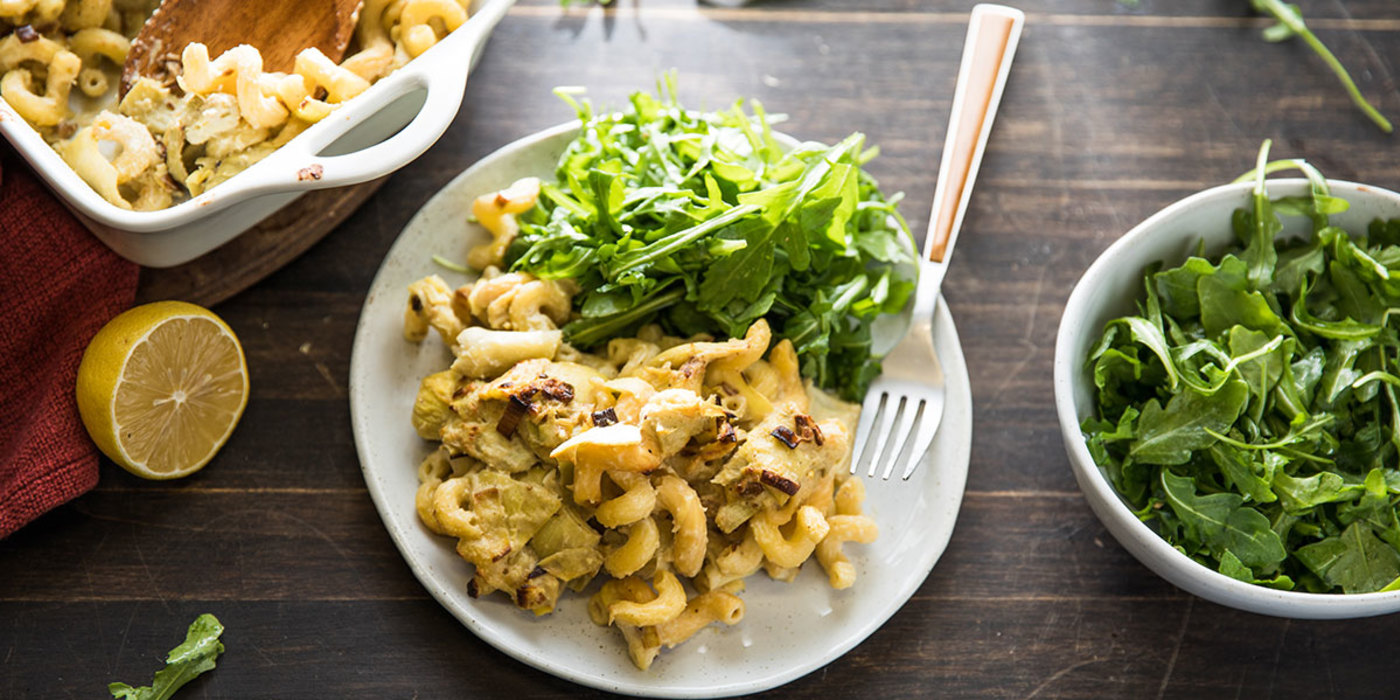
[0,145,139,538]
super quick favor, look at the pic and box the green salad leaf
[504,78,916,400]
[109,614,225,700]
[1249,0,1392,133]
[1083,142,1400,593]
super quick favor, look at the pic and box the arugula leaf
[1229,327,1287,422]
[1095,316,1181,391]
[1207,412,1334,453]
[1296,522,1400,593]
[1154,257,1216,319]
[1160,470,1286,572]
[1197,270,1283,337]
[1291,277,1383,341]
[1209,444,1277,504]
[1337,469,1400,549]
[1239,140,1281,290]
[1159,470,1241,548]
[1129,379,1248,465]
[1271,243,1326,299]
[696,219,779,316]
[109,614,225,700]
[565,287,686,347]
[1272,469,1360,514]
[1219,550,1295,589]
[609,204,764,276]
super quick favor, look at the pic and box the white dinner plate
[348,122,974,697]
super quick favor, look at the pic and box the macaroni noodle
[604,517,659,579]
[654,590,744,648]
[594,471,656,528]
[607,571,686,627]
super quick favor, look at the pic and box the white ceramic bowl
[0,0,515,267]
[1054,178,1400,619]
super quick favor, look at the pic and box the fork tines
[850,388,943,480]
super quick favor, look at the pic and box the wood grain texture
[6,1,1400,697]
[11,493,1400,697]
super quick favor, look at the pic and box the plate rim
[348,121,974,697]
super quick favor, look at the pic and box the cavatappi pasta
[0,0,470,209]
[403,187,879,669]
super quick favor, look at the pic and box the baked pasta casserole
[401,179,879,670]
[0,0,471,209]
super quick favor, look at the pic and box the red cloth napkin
[0,146,139,538]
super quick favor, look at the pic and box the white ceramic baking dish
[0,0,516,267]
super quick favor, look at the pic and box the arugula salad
[495,80,917,401]
[1083,143,1400,594]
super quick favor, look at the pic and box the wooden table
[5,1,1400,696]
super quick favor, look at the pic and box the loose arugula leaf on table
[1249,0,1393,133]
[109,614,225,700]
[505,79,915,400]
[1082,143,1400,593]
[1123,3,1390,132]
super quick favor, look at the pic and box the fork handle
[925,4,1024,263]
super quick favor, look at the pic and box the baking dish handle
[299,68,458,189]
[255,6,506,192]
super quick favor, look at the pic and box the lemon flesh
[77,302,248,480]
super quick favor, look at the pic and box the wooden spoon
[121,0,364,96]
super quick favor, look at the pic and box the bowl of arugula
[1055,142,1400,618]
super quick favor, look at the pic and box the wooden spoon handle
[925,4,1024,263]
[122,0,362,96]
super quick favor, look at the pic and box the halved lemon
[76,301,249,480]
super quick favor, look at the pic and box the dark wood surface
[6,1,1400,697]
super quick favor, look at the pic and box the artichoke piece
[532,501,602,560]
[640,388,726,457]
[715,501,759,534]
[490,470,563,549]
[412,370,458,439]
[454,470,562,567]
[538,548,605,583]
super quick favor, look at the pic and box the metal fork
[851,4,1024,480]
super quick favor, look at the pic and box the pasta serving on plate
[0,0,470,209]
[400,179,879,670]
